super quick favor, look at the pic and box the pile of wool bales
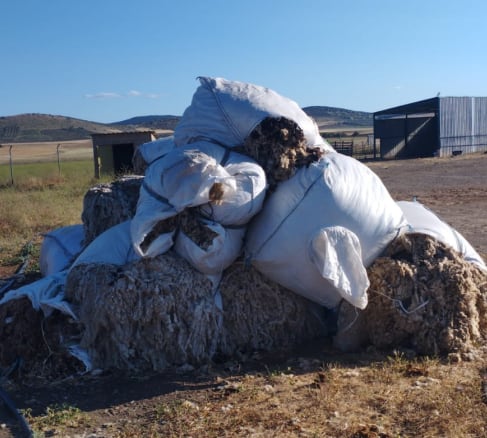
[1,76,486,378]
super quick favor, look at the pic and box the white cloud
[85,92,122,99]
[127,90,161,99]
[85,90,161,99]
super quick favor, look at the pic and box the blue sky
[2,0,487,123]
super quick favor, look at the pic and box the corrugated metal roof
[374,97,439,117]
[90,130,155,137]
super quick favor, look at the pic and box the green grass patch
[0,160,104,262]
[23,403,87,435]
[0,159,95,188]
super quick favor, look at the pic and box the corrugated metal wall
[439,97,487,156]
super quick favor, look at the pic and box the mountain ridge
[0,106,372,143]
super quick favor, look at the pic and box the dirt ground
[367,152,487,259]
[1,152,486,437]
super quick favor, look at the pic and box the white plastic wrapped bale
[132,135,176,175]
[131,146,229,257]
[40,224,85,276]
[245,152,408,310]
[174,223,245,280]
[174,76,333,152]
[131,141,267,276]
[398,200,486,272]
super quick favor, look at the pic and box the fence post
[57,143,61,176]
[9,144,14,185]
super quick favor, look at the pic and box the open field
[0,140,92,166]
[0,152,486,437]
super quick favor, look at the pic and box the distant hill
[303,106,373,130]
[0,107,372,143]
[0,114,130,143]
[112,115,181,131]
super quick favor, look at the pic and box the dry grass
[21,351,484,437]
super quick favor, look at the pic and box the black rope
[1,359,33,437]
[0,386,33,437]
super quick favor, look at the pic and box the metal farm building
[373,97,487,159]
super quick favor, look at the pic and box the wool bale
[218,260,327,358]
[65,251,221,372]
[335,233,487,358]
[0,297,84,381]
[81,176,142,245]
[65,254,328,372]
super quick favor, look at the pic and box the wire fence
[2,137,484,185]
[0,141,92,186]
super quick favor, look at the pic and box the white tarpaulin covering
[174,76,334,152]
[245,152,408,310]
[0,271,74,318]
[39,224,85,277]
[72,220,140,268]
[136,135,176,167]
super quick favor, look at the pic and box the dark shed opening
[91,131,155,178]
[373,98,439,159]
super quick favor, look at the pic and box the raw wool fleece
[65,251,221,372]
[218,260,327,358]
[0,296,84,381]
[65,254,328,372]
[342,233,487,358]
[236,116,324,192]
[81,176,142,245]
